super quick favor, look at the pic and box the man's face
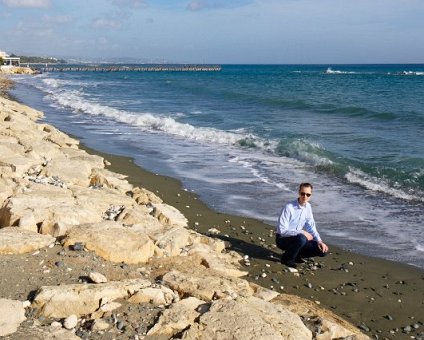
[298,186,312,205]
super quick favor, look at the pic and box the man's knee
[294,233,308,247]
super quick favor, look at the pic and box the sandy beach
[0,73,423,339]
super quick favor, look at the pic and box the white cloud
[111,0,147,9]
[1,0,51,8]
[42,15,73,25]
[186,0,209,11]
[92,17,122,29]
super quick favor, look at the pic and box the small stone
[260,273,267,278]
[55,261,65,268]
[403,325,412,333]
[306,283,313,289]
[91,319,110,331]
[384,314,393,321]
[50,321,62,328]
[208,228,221,235]
[72,242,84,251]
[63,314,78,330]
[287,267,298,273]
[358,324,370,332]
[116,320,125,330]
[89,271,108,284]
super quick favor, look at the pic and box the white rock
[0,299,26,336]
[63,314,78,330]
[89,271,108,284]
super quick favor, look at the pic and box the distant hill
[10,54,67,64]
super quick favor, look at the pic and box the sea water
[11,64,424,268]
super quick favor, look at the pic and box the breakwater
[36,64,222,73]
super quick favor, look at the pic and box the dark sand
[89,146,424,340]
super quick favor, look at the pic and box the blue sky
[0,0,423,64]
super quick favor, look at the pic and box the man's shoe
[281,260,297,268]
[295,257,306,264]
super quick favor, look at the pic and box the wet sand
[85,145,424,340]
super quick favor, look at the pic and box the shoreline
[1,74,423,339]
[83,145,424,339]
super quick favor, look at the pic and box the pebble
[55,261,65,268]
[287,267,298,273]
[306,283,313,289]
[50,321,62,328]
[63,314,78,330]
[116,320,125,330]
[403,325,412,333]
[89,271,108,283]
[261,273,267,278]
[358,324,370,332]
[72,242,85,251]
[384,314,393,321]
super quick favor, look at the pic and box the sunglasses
[300,192,312,197]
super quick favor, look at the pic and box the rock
[91,318,110,331]
[147,297,207,337]
[250,283,280,301]
[99,301,122,313]
[151,203,188,227]
[152,226,193,256]
[130,186,163,205]
[0,299,26,336]
[61,221,156,264]
[128,285,178,305]
[181,296,311,339]
[162,269,254,301]
[272,294,369,339]
[0,228,55,254]
[32,278,151,318]
[17,213,38,232]
[89,271,108,284]
[187,246,247,278]
[63,314,78,330]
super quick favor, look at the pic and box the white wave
[345,167,424,203]
[47,89,276,150]
[396,71,424,76]
[325,67,357,75]
[415,244,424,252]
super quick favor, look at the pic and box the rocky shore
[0,74,423,339]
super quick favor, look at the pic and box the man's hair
[299,182,313,191]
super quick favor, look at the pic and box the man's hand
[302,231,313,241]
[318,241,329,253]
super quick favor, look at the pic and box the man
[276,183,328,268]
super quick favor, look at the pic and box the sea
[10,64,424,269]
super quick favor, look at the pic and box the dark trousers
[276,234,327,262]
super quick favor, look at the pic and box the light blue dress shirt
[276,199,322,242]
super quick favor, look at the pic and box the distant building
[0,50,20,66]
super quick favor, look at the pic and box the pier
[35,64,222,73]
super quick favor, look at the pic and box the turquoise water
[12,64,424,267]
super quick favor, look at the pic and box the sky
[0,0,423,64]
